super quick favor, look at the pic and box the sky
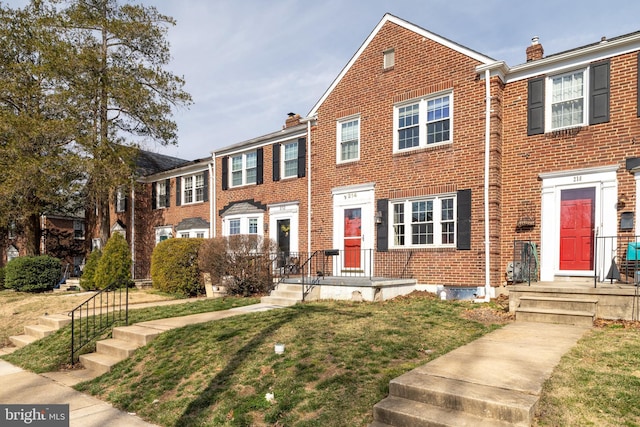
[7,0,640,161]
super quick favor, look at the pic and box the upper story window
[231,151,257,187]
[383,48,395,70]
[7,220,16,240]
[390,194,456,248]
[337,117,360,163]
[182,173,205,204]
[527,60,610,135]
[282,141,299,178]
[154,180,169,209]
[73,220,85,240]
[550,69,585,130]
[273,139,305,181]
[115,187,127,212]
[394,92,452,152]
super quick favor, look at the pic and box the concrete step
[112,325,162,346]
[515,307,594,326]
[518,296,598,312]
[275,283,303,292]
[38,314,72,329]
[260,296,299,306]
[270,290,302,299]
[9,334,37,348]
[389,372,536,425]
[79,352,121,375]
[23,324,56,339]
[96,338,141,359]
[373,395,516,427]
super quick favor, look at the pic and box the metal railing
[69,283,129,364]
[594,235,640,287]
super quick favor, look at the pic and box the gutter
[301,116,316,257]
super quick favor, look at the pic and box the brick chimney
[285,112,301,128]
[526,36,544,62]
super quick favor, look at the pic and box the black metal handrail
[594,235,640,287]
[69,282,129,364]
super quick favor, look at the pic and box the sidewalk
[0,302,286,426]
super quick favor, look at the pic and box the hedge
[151,238,204,297]
[80,249,102,290]
[4,255,61,292]
[94,233,132,289]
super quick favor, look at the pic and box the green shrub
[0,266,5,290]
[94,233,132,289]
[151,238,204,297]
[80,249,102,290]
[4,255,61,292]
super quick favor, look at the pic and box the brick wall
[310,21,502,287]
[500,51,640,282]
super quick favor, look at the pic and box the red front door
[344,208,362,269]
[559,188,595,271]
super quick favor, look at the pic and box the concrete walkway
[0,299,590,427]
[372,321,591,426]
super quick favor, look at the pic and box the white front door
[332,183,375,276]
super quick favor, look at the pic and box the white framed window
[182,173,205,204]
[390,194,456,248]
[115,187,127,212]
[178,229,209,239]
[394,92,452,152]
[224,215,263,237]
[282,141,299,178]
[7,220,16,240]
[230,151,257,187]
[156,180,168,208]
[548,68,586,130]
[337,116,360,163]
[383,48,395,70]
[155,226,173,245]
[73,220,85,240]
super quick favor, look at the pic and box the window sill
[389,246,456,252]
[393,142,452,157]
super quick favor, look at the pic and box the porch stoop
[515,296,597,326]
[260,283,303,306]
[9,314,71,348]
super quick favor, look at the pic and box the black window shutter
[272,143,280,182]
[590,60,610,125]
[376,199,388,252]
[527,77,545,135]
[256,148,264,185]
[221,156,228,190]
[175,177,181,206]
[202,169,209,201]
[123,193,128,212]
[456,189,471,250]
[152,182,157,210]
[165,178,171,207]
[297,138,306,178]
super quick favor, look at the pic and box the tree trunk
[23,213,41,256]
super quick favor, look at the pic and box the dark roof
[542,30,640,63]
[175,217,210,231]
[135,150,190,176]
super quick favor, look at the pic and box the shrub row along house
[5,14,640,302]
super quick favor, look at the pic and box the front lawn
[74,294,506,426]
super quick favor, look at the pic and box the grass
[533,321,640,427]
[71,294,506,426]
[1,296,260,373]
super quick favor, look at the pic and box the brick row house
[8,14,640,302]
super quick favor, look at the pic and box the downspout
[483,68,492,302]
[305,118,313,256]
[209,157,216,238]
[130,179,135,280]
